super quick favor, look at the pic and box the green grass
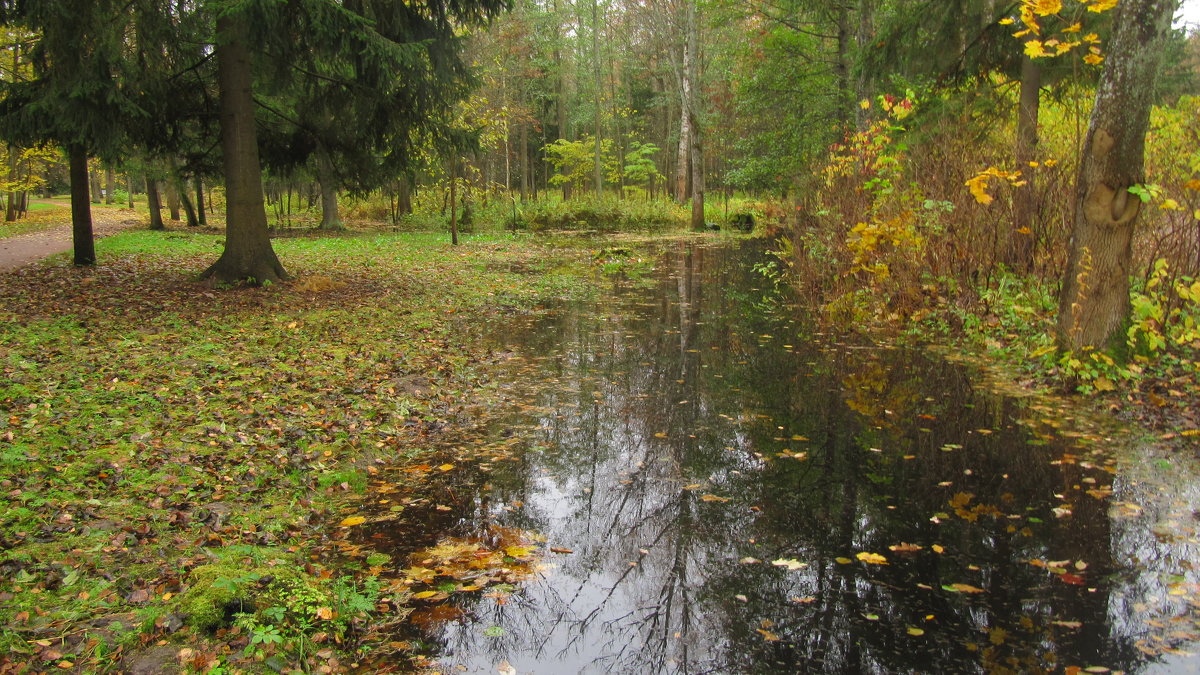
[0,226,617,671]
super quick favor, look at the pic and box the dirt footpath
[0,207,143,271]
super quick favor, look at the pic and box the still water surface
[383,239,1200,673]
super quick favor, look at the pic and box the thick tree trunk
[1007,56,1041,272]
[68,146,96,266]
[202,13,288,284]
[179,179,199,227]
[194,176,206,225]
[316,149,341,229]
[146,176,164,230]
[1056,0,1175,352]
[165,179,181,221]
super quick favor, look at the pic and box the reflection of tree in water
[427,241,1198,674]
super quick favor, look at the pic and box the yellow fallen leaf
[700,494,731,503]
[438,463,455,472]
[856,552,888,565]
[907,627,925,636]
[835,557,852,564]
[340,515,367,527]
[757,628,780,641]
[943,583,985,593]
[932,544,945,553]
[413,591,438,599]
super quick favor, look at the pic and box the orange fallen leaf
[756,628,780,641]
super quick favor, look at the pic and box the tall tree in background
[0,0,137,266]
[683,0,703,229]
[196,0,508,283]
[1056,0,1177,352]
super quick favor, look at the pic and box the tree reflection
[408,241,1200,674]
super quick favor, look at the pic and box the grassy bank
[0,228,608,672]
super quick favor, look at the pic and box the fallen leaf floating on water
[856,552,888,565]
[740,557,761,565]
[757,628,781,642]
[771,558,807,571]
[907,627,925,636]
[339,515,367,527]
[549,547,574,554]
[942,583,985,593]
[888,543,923,553]
[835,557,853,564]
[1052,620,1083,629]
[497,660,516,675]
[701,494,731,503]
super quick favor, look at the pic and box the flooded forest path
[352,238,1200,674]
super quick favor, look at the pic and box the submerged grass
[0,228,605,672]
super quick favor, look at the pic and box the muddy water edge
[352,238,1200,674]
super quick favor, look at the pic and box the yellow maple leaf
[1024,40,1049,58]
[340,515,367,527]
[1088,0,1118,13]
[1083,53,1104,65]
[856,551,889,565]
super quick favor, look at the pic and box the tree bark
[1008,56,1041,272]
[178,175,199,227]
[68,146,96,266]
[685,0,704,230]
[1056,0,1175,352]
[146,176,164,230]
[449,160,459,246]
[165,178,181,221]
[89,167,102,203]
[5,146,16,222]
[194,175,206,225]
[105,168,115,205]
[316,149,341,229]
[591,0,603,197]
[202,13,288,284]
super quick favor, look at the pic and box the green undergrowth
[0,227,611,672]
[893,267,1200,440]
